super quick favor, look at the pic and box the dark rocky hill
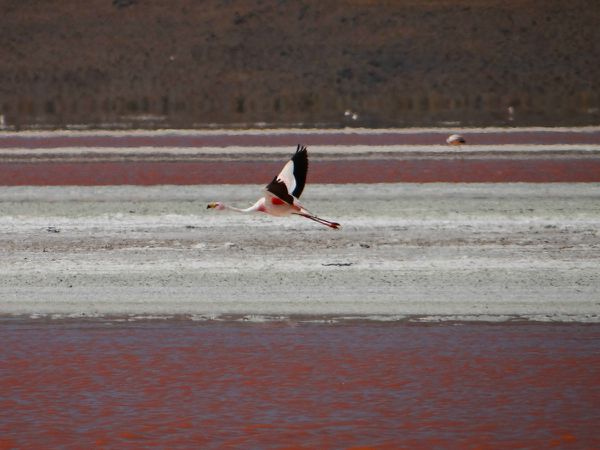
[1,0,599,129]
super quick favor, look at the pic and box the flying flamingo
[207,145,341,229]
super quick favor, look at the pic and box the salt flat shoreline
[1,183,599,322]
[1,129,598,321]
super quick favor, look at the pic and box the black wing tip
[293,144,308,163]
[291,144,309,199]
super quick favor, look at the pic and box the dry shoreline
[1,183,598,322]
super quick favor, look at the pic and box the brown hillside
[1,0,599,129]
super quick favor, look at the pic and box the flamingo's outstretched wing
[265,179,294,205]
[265,145,308,204]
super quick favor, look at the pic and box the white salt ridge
[2,125,600,138]
[2,144,600,156]
[1,213,599,232]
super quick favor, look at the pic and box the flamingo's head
[207,202,225,210]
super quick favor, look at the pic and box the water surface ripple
[1,321,599,448]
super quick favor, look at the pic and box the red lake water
[1,320,599,449]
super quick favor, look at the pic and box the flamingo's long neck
[224,198,265,213]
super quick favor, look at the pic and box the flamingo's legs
[295,212,341,229]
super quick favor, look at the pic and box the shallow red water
[2,158,600,185]
[1,321,599,449]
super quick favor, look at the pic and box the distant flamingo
[207,145,341,229]
[446,134,466,145]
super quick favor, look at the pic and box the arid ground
[1,1,599,128]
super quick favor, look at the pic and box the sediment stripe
[1,128,599,148]
[1,158,599,185]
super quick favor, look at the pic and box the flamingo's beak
[207,202,216,209]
